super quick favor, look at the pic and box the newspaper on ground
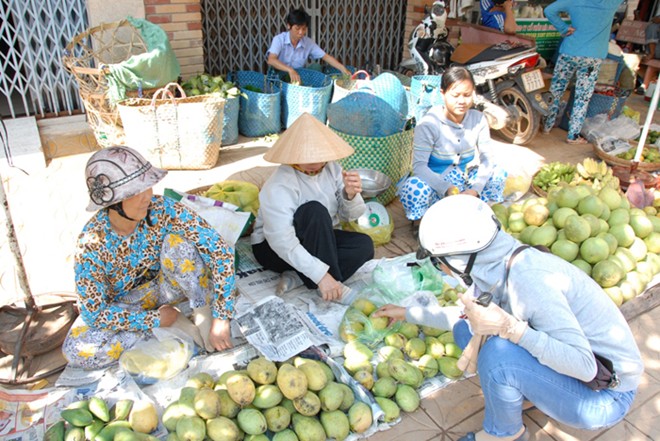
[233,295,337,361]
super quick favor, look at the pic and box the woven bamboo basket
[62,20,159,148]
[186,185,211,196]
[530,170,548,197]
[592,143,660,172]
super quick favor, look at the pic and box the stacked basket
[62,20,172,148]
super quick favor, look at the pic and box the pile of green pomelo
[494,161,660,307]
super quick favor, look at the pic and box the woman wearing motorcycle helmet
[373,195,643,441]
[62,146,236,369]
[267,7,351,84]
[397,66,507,221]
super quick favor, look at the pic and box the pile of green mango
[45,397,158,441]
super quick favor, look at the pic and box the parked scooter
[399,0,453,76]
[464,41,550,145]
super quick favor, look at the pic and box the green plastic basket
[334,128,414,205]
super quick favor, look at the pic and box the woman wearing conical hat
[251,114,374,301]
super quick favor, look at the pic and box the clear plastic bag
[581,114,640,144]
[371,256,445,303]
[119,327,194,385]
[341,213,395,246]
[339,297,402,348]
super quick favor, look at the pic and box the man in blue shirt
[542,0,624,144]
[267,7,350,84]
[481,0,517,35]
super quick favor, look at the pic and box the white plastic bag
[581,114,640,144]
[119,327,194,385]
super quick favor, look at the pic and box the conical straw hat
[264,113,354,164]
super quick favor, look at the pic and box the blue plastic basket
[559,86,631,131]
[327,72,409,137]
[234,71,281,137]
[222,96,239,146]
[279,68,332,128]
[328,92,408,137]
[410,75,443,122]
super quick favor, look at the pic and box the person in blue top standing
[480,0,517,35]
[267,7,351,84]
[542,0,624,144]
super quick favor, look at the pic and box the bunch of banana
[572,158,620,191]
[532,162,576,191]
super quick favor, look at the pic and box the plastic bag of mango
[205,180,260,235]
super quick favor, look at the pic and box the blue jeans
[453,320,636,437]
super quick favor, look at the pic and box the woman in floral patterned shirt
[62,146,236,369]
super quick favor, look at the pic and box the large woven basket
[560,86,631,131]
[410,75,443,122]
[233,71,281,138]
[334,128,415,205]
[280,68,332,128]
[331,70,371,103]
[62,20,159,148]
[222,96,240,146]
[117,84,225,170]
[592,143,660,172]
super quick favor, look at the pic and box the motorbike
[399,0,453,76]
[399,5,550,145]
[463,42,551,145]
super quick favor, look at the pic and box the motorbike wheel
[398,66,416,77]
[496,86,539,145]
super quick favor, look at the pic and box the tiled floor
[0,93,658,439]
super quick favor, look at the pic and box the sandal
[566,136,589,145]
[458,426,529,441]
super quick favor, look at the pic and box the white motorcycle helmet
[429,1,448,40]
[430,1,447,21]
[417,195,500,285]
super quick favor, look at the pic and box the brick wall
[144,0,204,79]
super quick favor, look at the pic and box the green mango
[64,427,85,441]
[110,399,133,421]
[88,397,110,422]
[60,408,94,427]
[44,420,65,441]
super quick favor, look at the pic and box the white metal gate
[0,0,88,118]
[201,0,407,74]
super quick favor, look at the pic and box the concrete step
[37,115,99,160]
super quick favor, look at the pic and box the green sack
[204,180,260,217]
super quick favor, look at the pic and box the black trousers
[252,201,374,289]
